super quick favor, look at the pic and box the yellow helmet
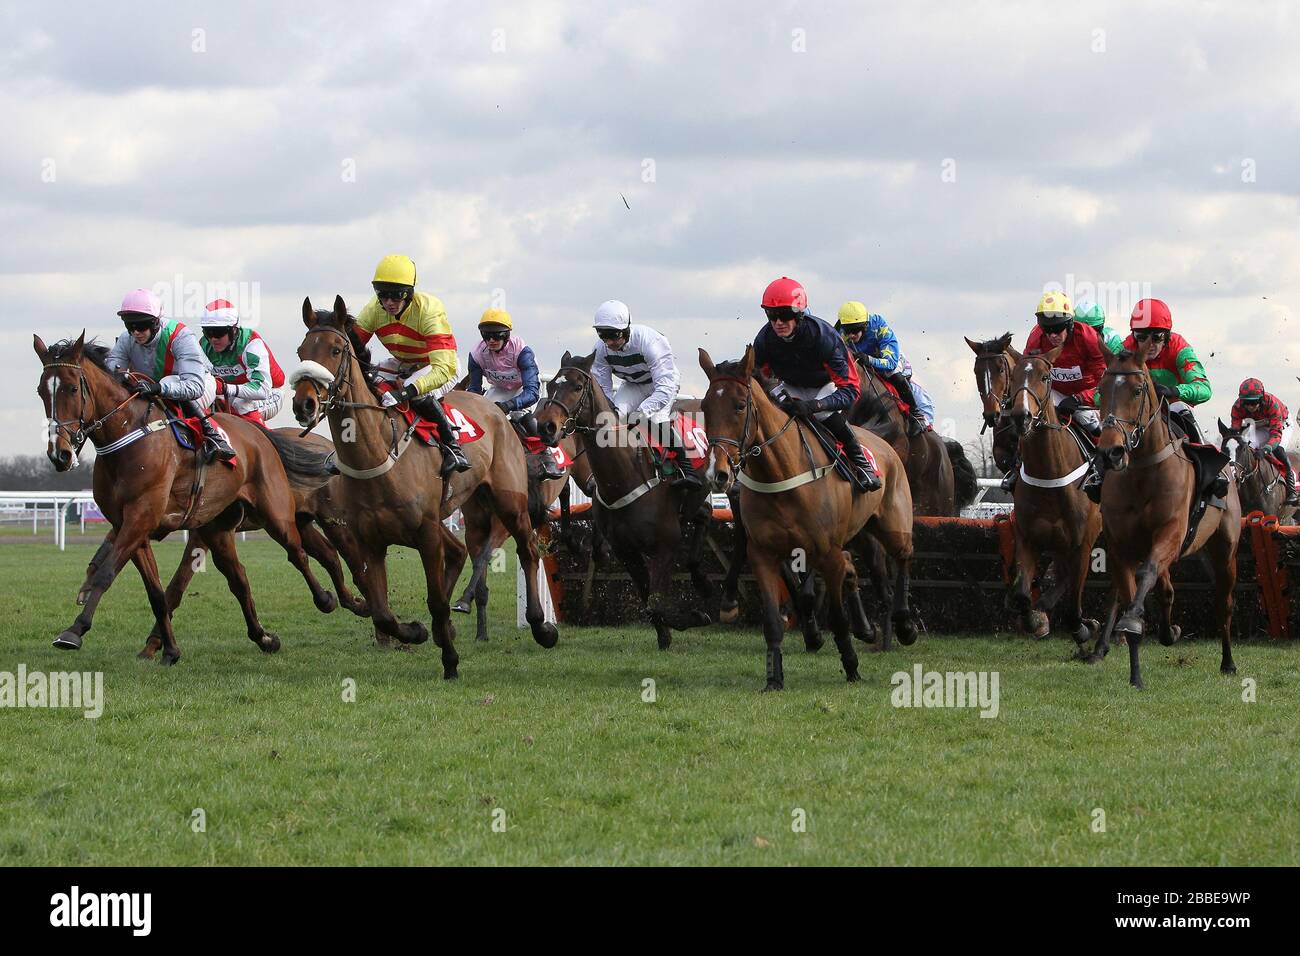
[837,301,870,328]
[479,308,513,331]
[1035,291,1073,320]
[373,254,417,287]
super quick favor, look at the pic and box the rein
[43,361,162,459]
[707,374,827,493]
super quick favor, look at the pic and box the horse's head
[292,295,358,427]
[1097,347,1157,472]
[698,346,758,494]
[1003,344,1062,439]
[537,350,595,447]
[33,332,124,472]
[966,332,1014,428]
[1218,418,1258,475]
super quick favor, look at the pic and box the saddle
[165,406,237,468]
[372,381,484,447]
[804,417,881,487]
[640,412,709,479]
[1178,440,1231,557]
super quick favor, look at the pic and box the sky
[5,0,1300,463]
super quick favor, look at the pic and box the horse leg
[821,551,860,682]
[441,524,469,604]
[870,523,916,647]
[299,516,366,616]
[199,527,281,653]
[55,510,156,650]
[1155,570,1181,646]
[1008,530,1049,638]
[259,509,337,615]
[751,553,788,691]
[140,541,201,659]
[504,506,559,650]
[844,553,877,645]
[1111,559,1150,689]
[131,544,183,665]
[1205,519,1239,675]
[719,493,746,624]
[78,533,115,606]
[685,513,715,602]
[357,545,428,647]
[415,523,459,679]
[454,508,494,614]
[646,539,681,649]
[1062,543,1097,652]
[780,563,821,649]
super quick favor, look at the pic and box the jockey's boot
[887,371,926,438]
[1082,460,1104,504]
[412,394,472,476]
[668,451,704,490]
[185,401,235,462]
[1281,456,1300,507]
[1000,453,1020,493]
[537,449,566,481]
[824,410,882,493]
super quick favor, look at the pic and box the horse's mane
[48,338,111,372]
[978,332,1014,355]
[714,358,777,400]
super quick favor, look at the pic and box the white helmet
[201,299,240,328]
[592,299,631,331]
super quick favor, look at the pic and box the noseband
[1099,368,1161,452]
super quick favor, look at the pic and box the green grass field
[1,532,1297,866]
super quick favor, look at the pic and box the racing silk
[1120,331,1212,406]
[201,327,284,403]
[853,312,904,374]
[754,312,861,413]
[106,320,211,402]
[467,337,541,411]
[592,323,680,416]
[1024,320,1106,406]
[1231,391,1289,446]
[354,291,458,396]
[1096,324,1125,355]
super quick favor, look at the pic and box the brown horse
[135,428,373,659]
[699,346,916,690]
[966,333,1018,474]
[1217,419,1298,523]
[535,351,714,650]
[1086,347,1241,688]
[1001,345,1102,644]
[290,296,558,677]
[35,333,336,664]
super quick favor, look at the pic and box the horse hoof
[475,634,489,643]
[533,622,559,649]
[452,601,471,614]
[718,602,739,624]
[160,650,181,667]
[1029,611,1051,639]
[845,668,860,683]
[690,610,712,627]
[1116,616,1143,638]
[1221,663,1237,675]
[398,623,429,646]
[136,648,154,661]
[657,637,672,651]
[52,631,82,650]
[259,633,281,654]
[804,633,825,653]
[1159,625,1182,647]
[348,600,372,618]
[314,591,338,614]
[1130,680,1145,691]
[894,620,918,647]
[762,681,784,692]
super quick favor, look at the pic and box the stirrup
[441,444,472,475]
[1000,470,1018,493]
[1082,470,1103,504]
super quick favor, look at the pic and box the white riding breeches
[1050,388,1100,429]
[230,389,283,422]
[374,358,462,402]
[611,379,676,425]
[1243,417,1292,450]
[484,384,534,421]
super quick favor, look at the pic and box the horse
[290,296,558,679]
[1085,347,1241,689]
[966,332,1018,474]
[699,346,916,690]
[1218,419,1299,523]
[1001,345,1102,644]
[134,428,373,659]
[34,333,337,664]
[535,350,714,650]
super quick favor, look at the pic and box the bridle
[974,350,1014,434]
[296,324,390,432]
[1099,367,1162,453]
[705,374,808,478]
[1222,431,1275,491]
[538,365,597,439]
[1005,359,1067,436]
[42,360,150,458]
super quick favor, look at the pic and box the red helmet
[1239,378,1266,401]
[762,277,807,313]
[1130,298,1173,331]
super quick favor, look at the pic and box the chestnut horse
[699,347,916,691]
[291,296,558,679]
[35,334,336,664]
[1218,419,1298,524]
[1001,346,1102,644]
[535,351,714,650]
[1085,348,1241,688]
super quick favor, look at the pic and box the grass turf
[0,533,1296,865]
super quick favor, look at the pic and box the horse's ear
[579,352,594,371]
[964,336,982,355]
[333,295,348,324]
[1007,345,1023,365]
[699,348,717,379]
[33,334,48,359]
[302,297,315,328]
[741,344,755,379]
[72,330,85,359]
[1217,418,1229,436]
[1099,340,1115,364]
[561,350,572,366]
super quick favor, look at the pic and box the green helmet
[1075,302,1106,329]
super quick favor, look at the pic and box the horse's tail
[944,438,979,509]
[264,429,337,489]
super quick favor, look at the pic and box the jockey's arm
[224,336,274,402]
[866,316,902,373]
[160,331,210,402]
[640,348,680,416]
[591,347,616,403]
[511,346,541,410]
[1229,401,1245,431]
[408,348,459,396]
[817,337,861,413]
[466,354,486,395]
[1172,343,1211,405]
[105,332,132,376]
[1266,395,1288,445]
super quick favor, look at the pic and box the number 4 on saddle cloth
[373,380,485,447]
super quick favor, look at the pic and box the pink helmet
[117,288,163,319]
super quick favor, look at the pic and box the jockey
[591,299,702,489]
[1002,291,1107,493]
[106,288,235,461]
[835,301,928,437]
[467,308,565,480]
[354,254,471,476]
[753,277,881,493]
[1074,301,1125,354]
[198,299,285,426]
[1122,298,1211,444]
[1230,377,1298,506]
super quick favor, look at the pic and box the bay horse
[1086,347,1241,688]
[1001,345,1102,644]
[1218,419,1298,523]
[34,333,336,664]
[136,428,373,659]
[699,346,916,690]
[966,333,1019,474]
[535,351,714,650]
[291,296,558,678]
